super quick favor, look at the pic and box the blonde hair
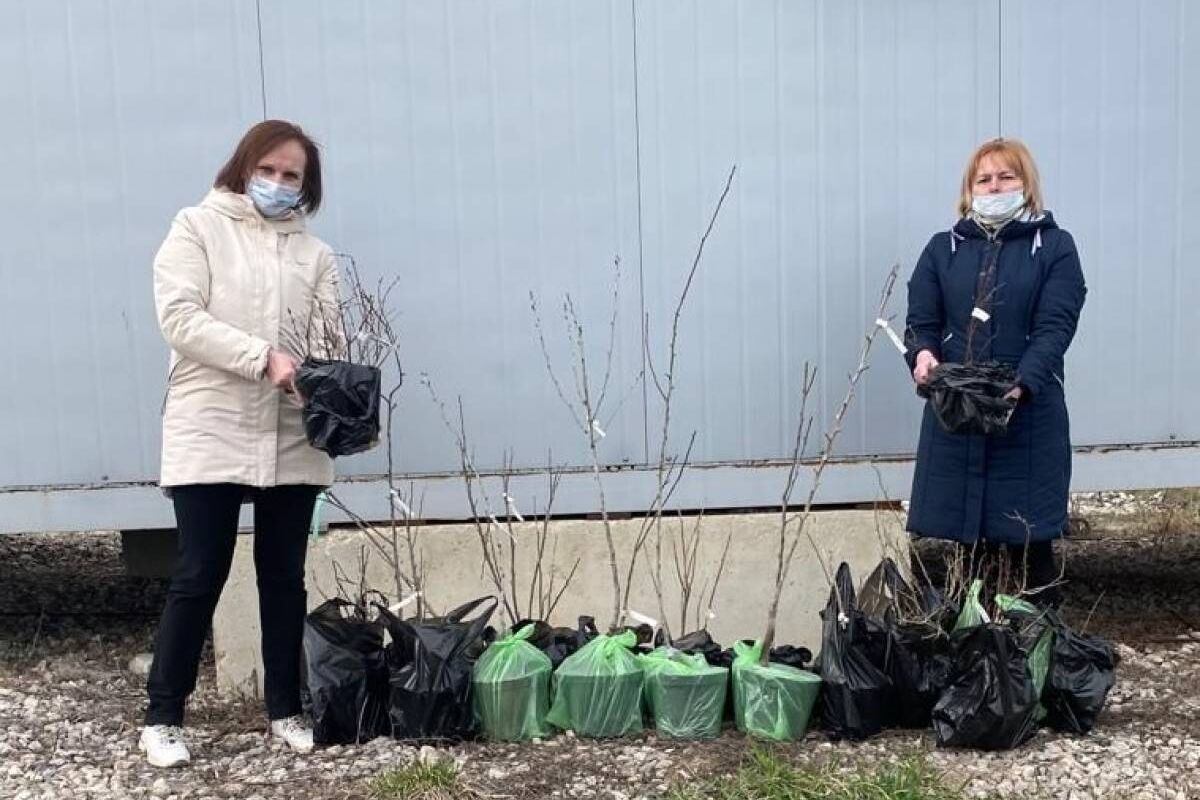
[957,138,1044,218]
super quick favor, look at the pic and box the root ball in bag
[917,361,1018,436]
[294,357,382,457]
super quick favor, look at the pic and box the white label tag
[874,318,907,355]
[971,307,991,323]
[388,592,422,613]
[501,492,525,523]
[624,609,658,629]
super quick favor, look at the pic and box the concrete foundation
[211,509,907,699]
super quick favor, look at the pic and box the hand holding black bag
[917,361,1019,436]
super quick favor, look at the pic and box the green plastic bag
[472,624,552,741]
[995,594,1056,719]
[638,648,729,740]
[546,631,643,738]
[954,579,991,630]
[731,640,821,742]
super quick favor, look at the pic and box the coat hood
[949,211,1058,256]
[200,188,306,234]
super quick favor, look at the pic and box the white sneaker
[270,715,315,754]
[138,725,190,768]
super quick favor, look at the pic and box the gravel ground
[1,491,1198,800]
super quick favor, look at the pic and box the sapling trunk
[760,265,901,664]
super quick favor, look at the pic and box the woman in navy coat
[904,138,1086,603]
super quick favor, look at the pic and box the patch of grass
[666,747,980,800]
[366,760,468,800]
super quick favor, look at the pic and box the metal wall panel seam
[997,0,1003,135]
[814,0,828,438]
[104,2,150,478]
[735,1,750,459]
[773,0,786,457]
[630,0,650,462]
[1168,0,1186,438]
[1133,0,1144,435]
[255,0,267,119]
[855,0,867,450]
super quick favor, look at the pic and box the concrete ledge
[212,509,907,699]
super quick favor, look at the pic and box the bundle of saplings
[932,580,1118,749]
[856,558,957,729]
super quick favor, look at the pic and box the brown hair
[214,120,323,214]
[957,137,1044,218]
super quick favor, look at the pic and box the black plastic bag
[817,563,892,740]
[917,361,1018,436]
[513,615,599,669]
[766,644,813,671]
[294,358,382,457]
[887,619,954,729]
[617,623,665,652]
[1043,624,1117,734]
[378,596,497,741]
[857,559,954,729]
[932,623,1040,750]
[671,630,725,666]
[303,599,390,745]
[712,641,813,671]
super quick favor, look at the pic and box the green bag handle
[733,640,763,665]
[606,630,638,651]
[954,579,991,630]
[498,623,538,645]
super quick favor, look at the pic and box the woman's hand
[913,350,940,385]
[265,348,299,394]
[1005,385,1024,402]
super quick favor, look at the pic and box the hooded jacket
[153,188,339,488]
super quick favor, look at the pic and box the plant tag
[874,318,907,355]
[501,492,525,523]
[388,592,422,614]
[971,307,991,323]
[389,489,411,519]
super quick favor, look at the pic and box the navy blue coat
[904,213,1086,545]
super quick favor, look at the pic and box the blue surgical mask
[247,176,301,218]
[971,189,1025,223]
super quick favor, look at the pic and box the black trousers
[145,483,320,726]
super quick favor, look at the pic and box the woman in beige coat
[141,120,340,768]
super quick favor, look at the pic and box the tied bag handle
[374,595,498,656]
[443,595,500,657]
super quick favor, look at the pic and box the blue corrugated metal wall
[0,0,1196,530]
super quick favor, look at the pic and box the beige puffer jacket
[153,188,339,488]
